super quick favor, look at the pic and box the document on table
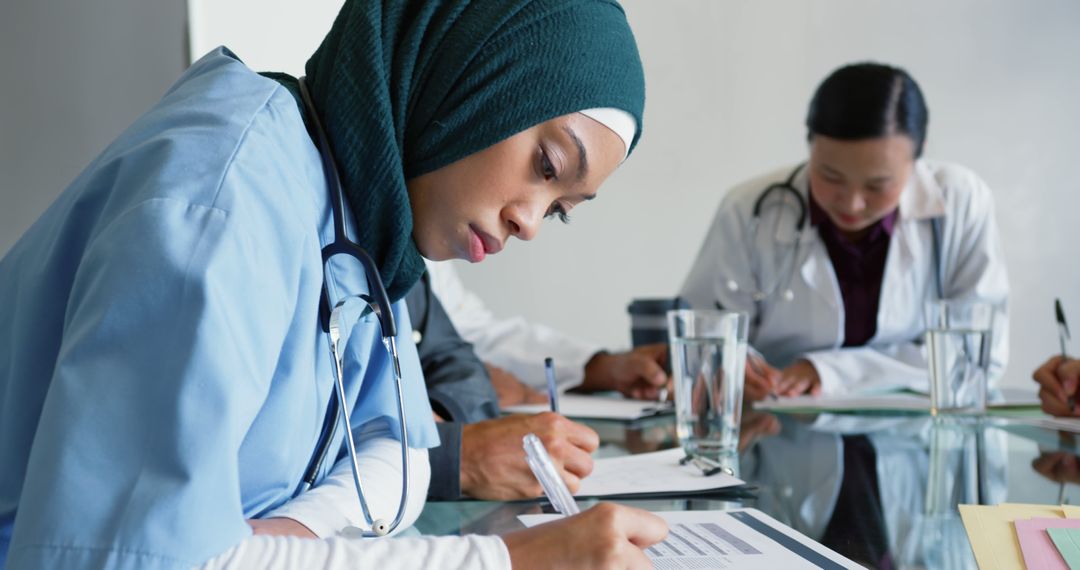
[502,394,672,421]
[755,387,1040,413]
[518,508,862,569]
[575,448,744,499]
[992,415,1080,435]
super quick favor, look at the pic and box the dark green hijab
[299,0,645,301]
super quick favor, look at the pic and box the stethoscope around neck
[294,76,410,538]
[723,163,945,329]
[720,164,807,328]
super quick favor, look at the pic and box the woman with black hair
[681,62,1009,401]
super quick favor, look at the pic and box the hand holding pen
[1034,357,1080,418]
[1033,299,1080,417]
[744,349,782,402]
[524,432,579,515]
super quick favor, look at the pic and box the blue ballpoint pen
[545,357,559,414]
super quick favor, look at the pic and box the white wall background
[4,0,1079,389]
[455,0,1080,389]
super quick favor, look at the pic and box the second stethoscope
[728,163,809,306]
[727,163,944,326]
[295,77,410,538]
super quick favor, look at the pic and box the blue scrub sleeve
[8,199,295,569]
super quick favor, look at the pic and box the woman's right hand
[1034,356,1080,417]
[502,503,668,569]
[744,353,781,402]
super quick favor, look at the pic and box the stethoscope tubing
[295,76,410,537]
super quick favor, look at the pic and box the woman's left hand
[247,517,317,539]
[775,359,822,397]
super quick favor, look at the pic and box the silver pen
[523,433,579,515]
[1057,299,1072,505]
[1057,299,1072,411]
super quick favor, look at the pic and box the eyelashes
[539,145,569,223]
[545,203,571,224]
[540,148,558,181]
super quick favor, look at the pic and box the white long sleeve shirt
[195,422,511,569]
[424,260,602,392]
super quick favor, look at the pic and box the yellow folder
[959,503,1077,570]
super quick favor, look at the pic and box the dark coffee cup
[627,298,689,374]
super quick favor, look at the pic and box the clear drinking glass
[667,309,748,460]
[924,300,995,415]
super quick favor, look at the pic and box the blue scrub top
[0,48,438,569]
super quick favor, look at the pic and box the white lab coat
[680,160,1009,394]
[424,260,603,391]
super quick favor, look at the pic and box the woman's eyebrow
[562,126,589,181]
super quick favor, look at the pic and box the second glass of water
[924,300,995,415]
[667,309,748,460]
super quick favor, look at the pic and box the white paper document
[755,392,932,412]
[518,508,862,569]
[992,415,1080,434]
[502,394,672,421]
[755,387,1040,413]
[575,448,743,498]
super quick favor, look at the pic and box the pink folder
[1015,517,1080,570]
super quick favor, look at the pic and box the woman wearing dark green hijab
[0,0,666,568]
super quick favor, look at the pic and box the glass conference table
[415,404,1076,569]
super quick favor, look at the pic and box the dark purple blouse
[808,194,899,347]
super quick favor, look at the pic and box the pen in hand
[1057,298,1072,412]
[523,432,579,515]
[747,349,778,401]
[545,357,559,414]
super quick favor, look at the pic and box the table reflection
[739,414,1006,569]
[417,408,1080,570]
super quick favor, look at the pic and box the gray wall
[0,0,187,254]
[5,0,1080,389]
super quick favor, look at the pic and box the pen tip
[545,357,554,367]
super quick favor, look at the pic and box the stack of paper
[575,448,746,499]
[756,388,1040,414]
[959,503,1080,569]
[502,394,672,421]
[993,415,1080,435]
